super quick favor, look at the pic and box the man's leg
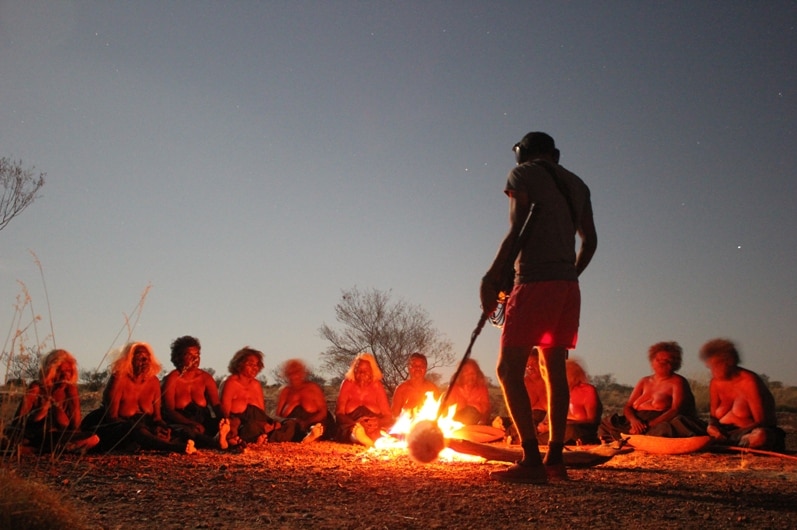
[539,346,569,468]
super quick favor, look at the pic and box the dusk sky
[2,2,796,388]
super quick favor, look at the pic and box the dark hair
[409,352,428,366]
[228,346,264,375]
[647,341,683,372]
[699,338,740,366]
[170,335,201,368]
[518,132,555,154]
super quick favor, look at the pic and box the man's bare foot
[217,419,231,450]
[184,439,197,455]
[302,423,324,444]
[255,434,268,445]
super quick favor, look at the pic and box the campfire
[372,392,483,463]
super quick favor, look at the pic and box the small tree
[319,287,456,393]
[79,367,110,391]
[0,157,45,232]
[5,347,43,383]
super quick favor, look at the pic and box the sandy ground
[7,435,797,530]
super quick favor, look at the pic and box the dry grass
[0,468,90,530]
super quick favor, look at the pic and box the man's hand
[480,276,499,316]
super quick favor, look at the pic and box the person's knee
[496,351,527,386]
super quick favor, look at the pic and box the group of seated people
[520,339,784,452]
[4,336,787,455]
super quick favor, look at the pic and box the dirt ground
[9,428,797,530]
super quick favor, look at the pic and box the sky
[1,1,796,388]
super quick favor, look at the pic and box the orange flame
[372,392,482,462]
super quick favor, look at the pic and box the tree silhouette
[319,287,456,393]
[0,157,46,232]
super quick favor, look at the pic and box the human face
[704,355,734,381]
[181,346,200,373]
[240,355,262,379]
[286,365,305,387]
[461,363,477,386]
[651,351,676,377]
[133,346,151,376]
[56,360,75,383]
[354,360,373,386]
[408,358,427,381]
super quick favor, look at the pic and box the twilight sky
[2,1,796,387]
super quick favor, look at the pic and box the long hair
[40,349,78,388]
[111,342,162,378]
[454,358,486,388]
[344,352,383,382]
[566,359,590,388]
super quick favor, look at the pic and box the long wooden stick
[709,445,797,461]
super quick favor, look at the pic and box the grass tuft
[0,468,90,530]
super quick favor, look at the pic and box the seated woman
[334,353,392,447]
[219,346,295,449]
[700,338,785,451]
[599,341,704,442]
[391,352,439,418]
[82,342,195,453]
[275,359,335,443]
[495,352,547,444]
[161,335,226,449]
[445,359,491,425]
[538,359,602,445]
[10,349,99,454]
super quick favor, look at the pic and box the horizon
[2,3,796,389]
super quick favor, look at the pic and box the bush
[0,469,90,530]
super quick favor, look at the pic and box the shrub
[0,469,90,530]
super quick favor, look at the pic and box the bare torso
[220,374,265,416]
[277,381,326,417]
[106,374,163,421]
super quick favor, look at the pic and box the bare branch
[0,157,46,232]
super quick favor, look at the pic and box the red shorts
[500,281,580,349]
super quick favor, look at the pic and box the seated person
[161,335,226,449]
[495,352,547,443]
[445,359,491,425]
[525,352,548,425]
[700,338,785,451]
[599,341,704,442]
[219,346,295,449]
[391,352,439,418]
[275,359,334,443]
[82,342,195,453]
[335,353,393,447]
[10,349,99,454]
[538,359,602,445]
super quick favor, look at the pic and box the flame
[372,392,482,462]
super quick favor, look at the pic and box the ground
[8,432,797,530]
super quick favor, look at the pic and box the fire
[372,392,482,462]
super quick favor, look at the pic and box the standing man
[481,132,597,483]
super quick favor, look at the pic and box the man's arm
[480,191,532,314]
[575,198,597,277]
